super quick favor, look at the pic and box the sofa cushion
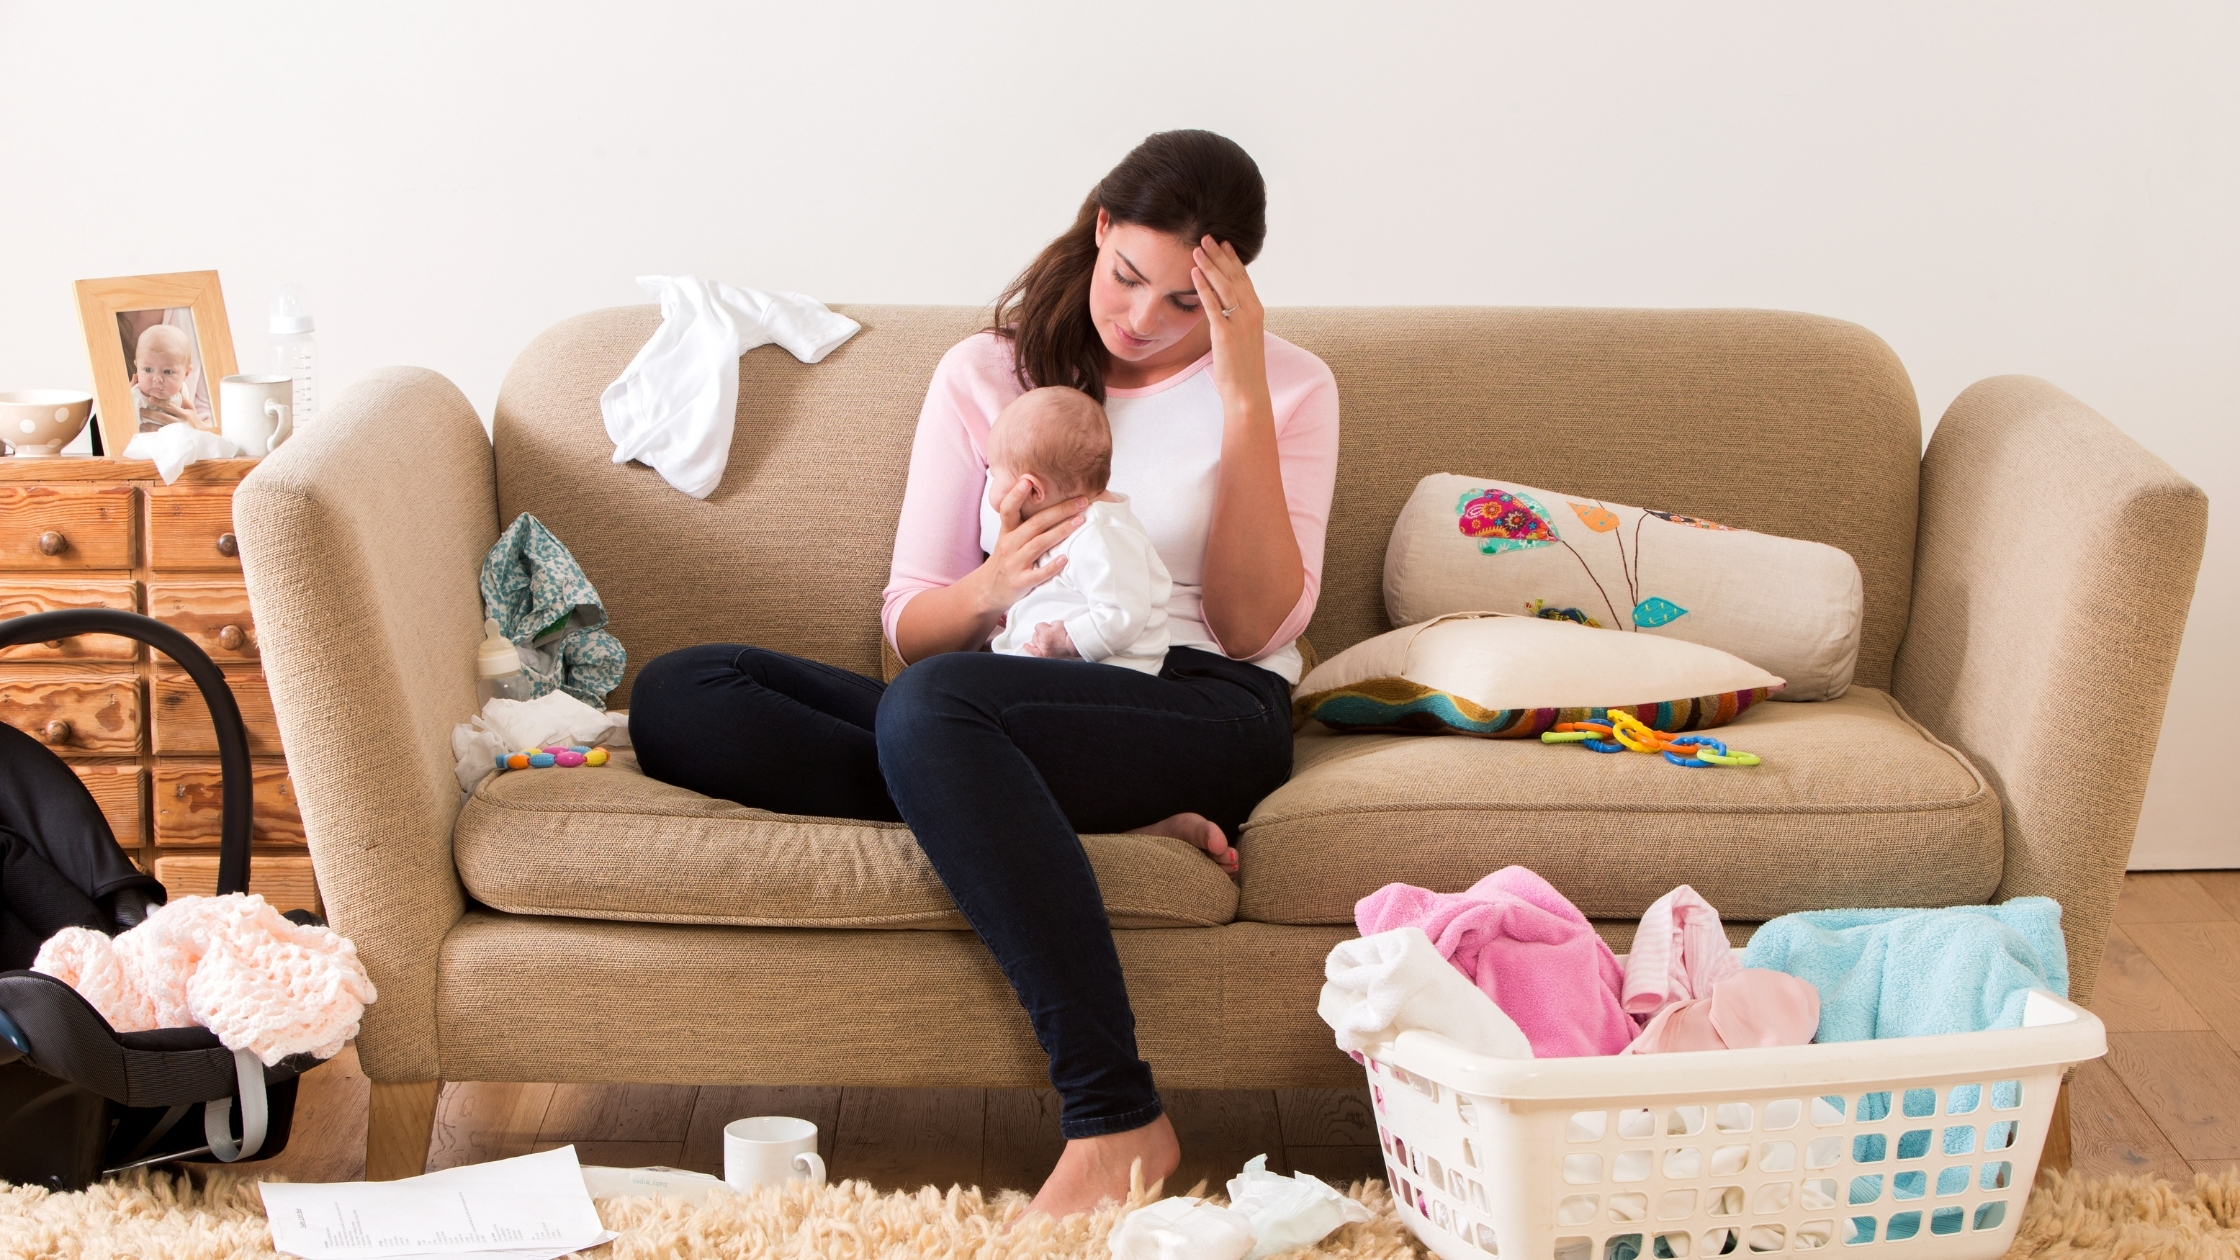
[1383,474,1865,700]
[1294,612,1783,737]
[454,752,1239,930]
[1238,687,2000,925]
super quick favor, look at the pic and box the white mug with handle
[723,1116,826,1189]
[219,374,295,457]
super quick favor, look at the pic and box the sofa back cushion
[494,305,1920,702]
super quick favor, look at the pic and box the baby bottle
[269,284,317,422]
[477,618,534,704]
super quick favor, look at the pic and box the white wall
[3,2,2231,866]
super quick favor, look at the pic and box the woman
[631,130,1339,1216]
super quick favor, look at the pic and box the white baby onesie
[991,495,1171,674]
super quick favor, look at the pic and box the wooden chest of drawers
[0,457,316,913]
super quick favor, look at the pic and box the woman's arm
[894,484,1086,662]
[1190,237,1308,658]
[882,337,1086,664]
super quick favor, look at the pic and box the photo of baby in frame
[74,270,238,457]
[115,308,215,431]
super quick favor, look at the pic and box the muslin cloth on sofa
[481,513,626,707]
[600,275,859,499]
[1356,866,1635,1057]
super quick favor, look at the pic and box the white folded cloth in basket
[1323,926,1532,1058]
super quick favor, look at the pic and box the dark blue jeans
[630,644,1294,1138]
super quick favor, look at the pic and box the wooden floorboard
[537,1083,697,1143]
[982,1090,1068,1194]
[426,1082,553,1173]
[251,1042,369,1183]
[832,1087,986,1191]
[2104,1032,2240,1163]
[2186,871,2240,921]
[214,873,2240,1195]
[2125,921,2240,1054]
[1285,1144,1388,1187]
[1163,1089,1288,1193]
[2066,1057,2195,1182]
[2113,873,2232,926]
[530,1139,685,1168]
[2090,928,2210,1033]
[1275,1088,1379,1148]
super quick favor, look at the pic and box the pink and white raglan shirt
[882,331,1341,684]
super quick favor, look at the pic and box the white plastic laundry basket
[1321,987,2104,1260]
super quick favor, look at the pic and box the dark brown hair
[992,130,1266,402]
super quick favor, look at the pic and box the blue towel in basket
[1739,898,2067,1042]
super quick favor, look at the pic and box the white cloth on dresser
[600,275,859,499]
[991,495,1172,674]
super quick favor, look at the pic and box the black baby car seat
[0,609,325,1189]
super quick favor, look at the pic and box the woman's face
[1089,209,1211,374]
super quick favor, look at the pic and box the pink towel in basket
[1356,866,1636,1057]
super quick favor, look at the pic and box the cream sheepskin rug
[1,1168,2233,1259]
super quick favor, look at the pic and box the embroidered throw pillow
[1383,474,1863,700]
[1294,612,1785,737]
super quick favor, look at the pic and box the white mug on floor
[220,374,294,457]
[724,1116,826,1189]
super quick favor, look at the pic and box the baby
[131,324,207,430]
[986,386,1172,673]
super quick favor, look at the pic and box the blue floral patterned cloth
[480,514,625,706]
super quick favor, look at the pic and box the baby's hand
[146,395,196,424]
[1022,620,1078,659]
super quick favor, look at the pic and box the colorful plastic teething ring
[1583,738,1628,753]
[1666,735,1727,755]
[527,752,556,768]
[1698,748,1761,766]
[1663,750,1714,767]
[1541,731,1594,744]
[1554,721,1612,735]
[584,748,609,766]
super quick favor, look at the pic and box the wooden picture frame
[75,271,238,458]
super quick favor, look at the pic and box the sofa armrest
[1893,376,2206,1007]
[237,368,498,1082]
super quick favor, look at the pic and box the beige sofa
[235,307,2206,1178]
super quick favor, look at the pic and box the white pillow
[1383,474,1863,700]
[1294,612,1786,737]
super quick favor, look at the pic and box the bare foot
[1025,1113,1181,1218]
[1128,812,1237,875]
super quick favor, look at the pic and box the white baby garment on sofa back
[600,275,859,499]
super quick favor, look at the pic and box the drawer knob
[41,719,70,744]
[37,531,66,556]
[216,532,239,558]
[218,624,246,651]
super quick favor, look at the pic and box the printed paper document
[260,1146,611,1260]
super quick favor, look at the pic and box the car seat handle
[0,610,254,895]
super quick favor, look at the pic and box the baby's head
[985,386,1111,513]
[133,324,194,402]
